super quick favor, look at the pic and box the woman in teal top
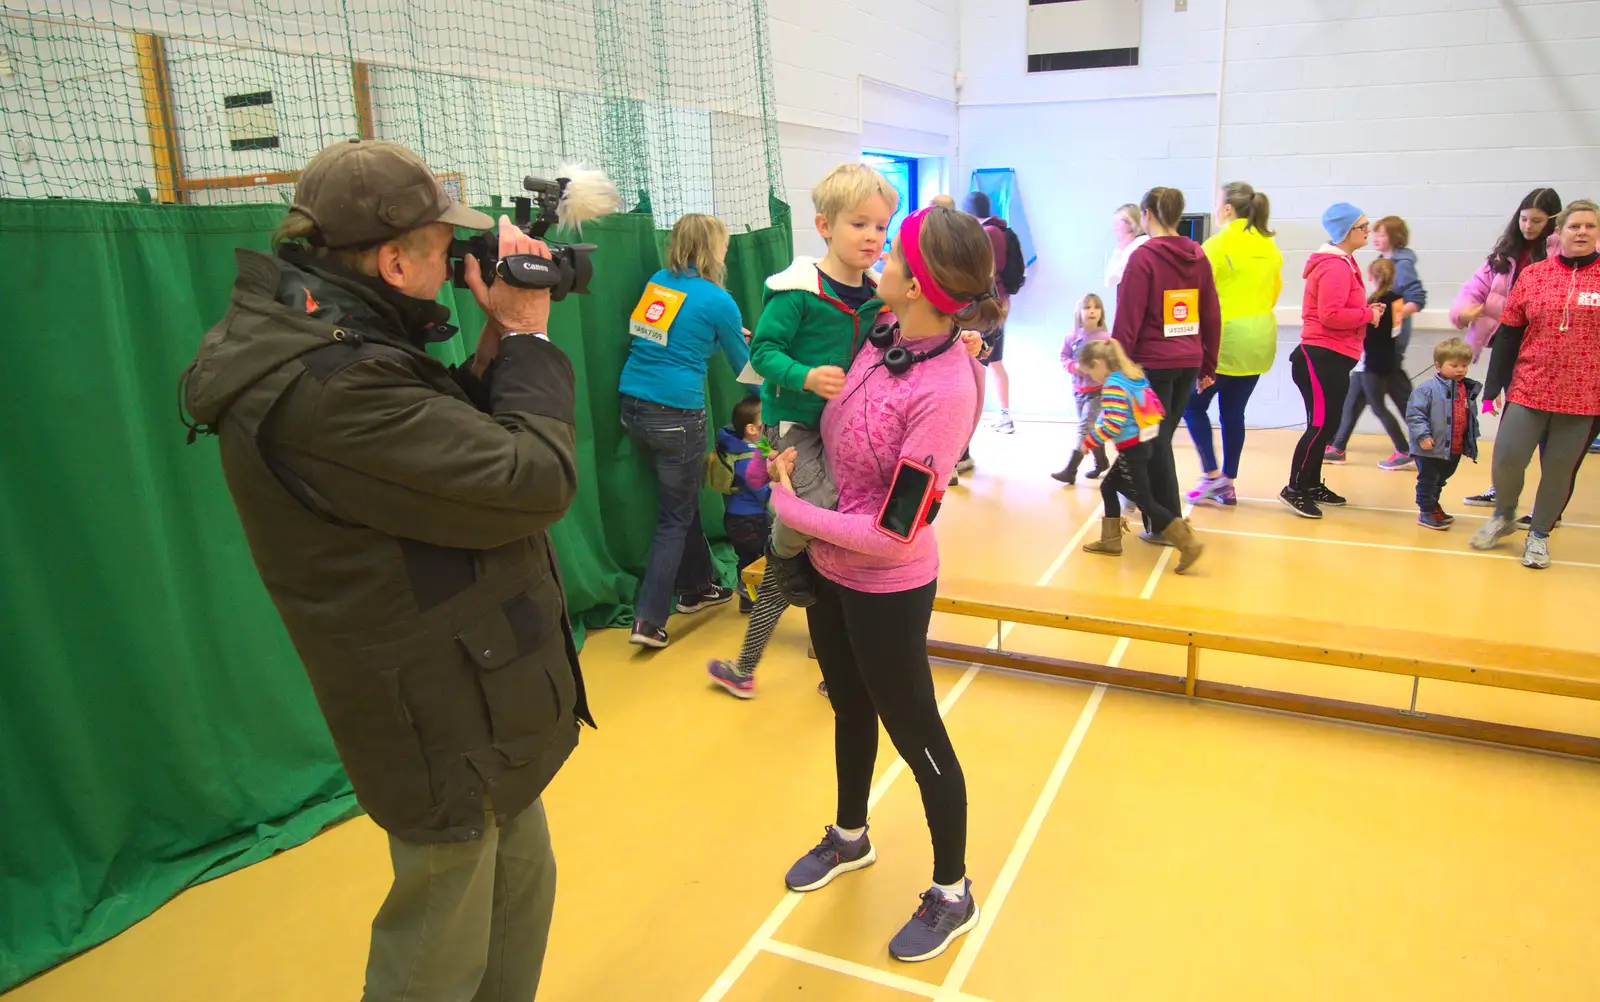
[1183,182,1284,507]
[618,213,750,647]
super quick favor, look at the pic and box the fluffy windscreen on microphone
[555,165,623,232]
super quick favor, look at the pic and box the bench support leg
[1185,644,1199,697]
[995,620,1005,653]
[1399,675,1425,717]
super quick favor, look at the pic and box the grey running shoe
[785,826,876,892]
[1470,514,1516,551]
[888,879,980,963]
[1522,534,1551,569]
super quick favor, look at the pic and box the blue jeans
[1183,373,1260,480]
[620,395,713,628]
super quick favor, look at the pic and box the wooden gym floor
[11,424,1600,1002]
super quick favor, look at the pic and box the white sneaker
[1522,534,1551,569]
[1469,514,1516,551]
[995,415,1015,434]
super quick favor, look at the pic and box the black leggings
[1288,345,1357,491]
[1142,367,1197,527]
[1334,369,1411,453]
[1102,440,1176,533]
[808,575,966,885]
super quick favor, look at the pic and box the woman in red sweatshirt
[1112,187,1221,538]
[1281,203,1388,518]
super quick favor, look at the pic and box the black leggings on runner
[1288,344,1357,491]
[808,575,966,886]
[1102,440,1177,533]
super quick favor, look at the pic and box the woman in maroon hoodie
[1112,187,1221,538]
[1280,203,1388,518]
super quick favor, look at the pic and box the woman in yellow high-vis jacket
[1182,182,1284,506]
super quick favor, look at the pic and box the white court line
[934,509,1184,999]
[1234,495,1598,530]
[762,938,996,1002]
[1195,524,1600,570]
[697,521,1093,1002]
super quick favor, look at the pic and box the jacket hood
[764,256,878,300]
[982,216,1008,230]
[1140,235,1206,267]
[183,248,439,428]
[1304,244,1357,279]
[716,426,756,453]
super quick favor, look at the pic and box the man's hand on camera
[464,215,554,336]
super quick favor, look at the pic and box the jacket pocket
[455,578,574,766]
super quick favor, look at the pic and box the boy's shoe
[1418,509,1451,531]
[1279,486,1323,519]
[1307,482,1347,507]
[948,473,961,487]
[629,620,668,649]
[1469,514,1516,551]
[769,550,817,609]
[1378,452,1415,471]
[1463,487,1496,507]
[676,585,734,615]
[994,414,1015,434]
[1186,475,1236,506]
[1434,505,1455,525]
[955,455,975,474]
[888,880,980,963]
[1522,533,1551,569]
[1323,447,1348,465]
[784,826,876,892]
[707,659,754,699]
[1514,513,1560,530]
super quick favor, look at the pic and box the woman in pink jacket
[1451,187,1563,361]
[1450,187,1562,508]
[1281,203,1388,518]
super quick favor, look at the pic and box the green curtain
[0,195,792,990]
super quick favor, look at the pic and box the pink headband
[899,207,974,316]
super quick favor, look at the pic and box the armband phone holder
[876,457,944,544]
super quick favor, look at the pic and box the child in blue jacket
[718,396,771,612]
[1406,338,1480,531]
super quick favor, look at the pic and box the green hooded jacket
[748,257,884,427]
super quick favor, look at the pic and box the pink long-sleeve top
[761,329,983,593]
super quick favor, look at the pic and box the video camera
[449,169,619,301]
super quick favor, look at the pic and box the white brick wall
[950,0,1600,418]
[767,0,959,255]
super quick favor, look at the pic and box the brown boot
[1163,518,1204,573]
[1083,516,1125,556]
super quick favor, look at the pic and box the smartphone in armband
[877,457,944,543]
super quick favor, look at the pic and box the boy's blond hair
[813,163,899,224]
[1434,337,1472,366]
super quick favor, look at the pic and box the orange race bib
[1163,288,1199,338]
[629,282,687,346]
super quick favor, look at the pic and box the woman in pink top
[1280,203,1388,519]
[766,206,995,964]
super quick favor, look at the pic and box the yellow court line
[1194,525,1600,569]
[762,938,997,1002]
[933,506,1186,998]
[1234,495,1599,530]
[697,510,1100,1002]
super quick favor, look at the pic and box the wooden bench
[741,561,1600,759]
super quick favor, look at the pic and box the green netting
[0,0,792,988]
[0,194,793,991]
[0,0,782,231]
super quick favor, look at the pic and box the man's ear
[375,241,406,287]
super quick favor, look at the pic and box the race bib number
[629,283,687,346]
[1163,288,1200,338]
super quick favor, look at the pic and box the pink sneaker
[1186,476,1237,506]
